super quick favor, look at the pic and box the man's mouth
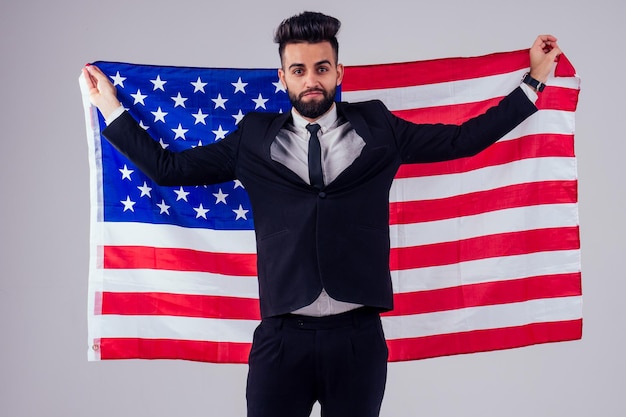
[300,89,325,98]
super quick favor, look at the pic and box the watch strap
[522,72,546,92]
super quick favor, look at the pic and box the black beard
[289,87,336,119]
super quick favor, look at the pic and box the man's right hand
[82,64,122,120]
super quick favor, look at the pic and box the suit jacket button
[318,192,327,198]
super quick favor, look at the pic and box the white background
[1,0,623,416]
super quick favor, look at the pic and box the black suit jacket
[103,86,537,317]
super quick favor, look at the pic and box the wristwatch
[522,72,546,92]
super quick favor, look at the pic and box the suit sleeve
[102,111,241,186]
[387,86,538,163]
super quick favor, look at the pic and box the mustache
[299,88,326,98]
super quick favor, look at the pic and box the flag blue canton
[95,62,297,230]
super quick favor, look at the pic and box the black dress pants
[246,307,388,417]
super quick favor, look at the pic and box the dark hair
[274,11,341,64]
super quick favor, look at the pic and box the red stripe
[386,319,582,361]
[390,180,578,224]
[100,291,261,320]
[391,86,578,125]
[98,338,252,363]
[393,96,505,125]
[96,319,582,363]
[390,226,580,270]
[103,246,257,276]
[343,49,529,90]
[98,272,580,320]
[395,133,575,178]
[104,228,580,274]
[536,86,580,111]
[386,273,582,316]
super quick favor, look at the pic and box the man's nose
[303,72,320,88]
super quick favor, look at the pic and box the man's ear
[336,63,344,86]
[277,68,287,89]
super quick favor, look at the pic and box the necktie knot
[306,123,321,135]
[306,123,324,189]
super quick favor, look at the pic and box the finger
[537,34,558,44]
[86,65,111,86]
[548,44,562,60]
[81,67,94,88]
[543,39,560,54]
[533,35,558,52]
[82,67,100,90]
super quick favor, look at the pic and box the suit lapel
[263,111,292,157]
[336,102,375,145]
[261,111,312,186]
[327,102,387,189]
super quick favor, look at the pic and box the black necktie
[306,123,324,189]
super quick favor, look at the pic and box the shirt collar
[290,104,338,135]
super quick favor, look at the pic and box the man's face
[278,41,344,121]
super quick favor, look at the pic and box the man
[83,11,560,417]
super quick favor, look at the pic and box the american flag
[80,49,581,363]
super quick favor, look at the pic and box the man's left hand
[529,35,561,83]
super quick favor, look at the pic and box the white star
[252,93,269,109]
[212,93,228,109]
[213,188,229,204]
[273,80,286,93]
[151,107,168,123]
[150,75,167,91]
[232,77,248,93]
[192,140,204,148]
[192,109,209,125]
[157,199,171,215]
[232,109,245,125]
[120,196,136,212]
[119,164,134,180]
[174,186,190,202]
[110,71,126,87]
[139,120,149,130]
[131,89,148,105]
[191,77,208,93]
[171,92,188,108]
[233,179,244,189]
[137,181,152,198]
[159,138,169,149]
[193,203,210,219]
[212,125,229,141]
[233,204,249,220]
[172,123,189,140]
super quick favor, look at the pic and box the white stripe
[97,245,581,299]
[390,250,581,293]
[381,296,582,339]
[98,250,581,298]
[100,222,257,253]
[342,70,529,110]
[390,203,579,247]
[92,315,259,343]
[89,296,582,343]
[390,156,577,202]
[545,75,581,90]
[100,269,259,298]
[500,109,576,140]
[342,71,579,112]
